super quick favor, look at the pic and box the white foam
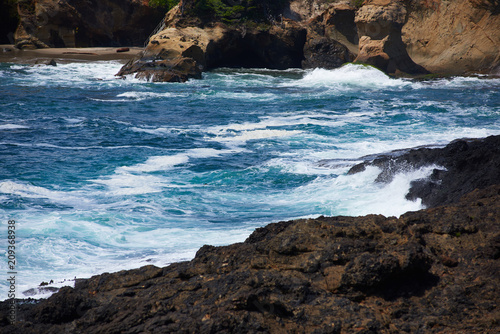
[289,64,412,89]
[92,148,243,195]
[130,126,175,135]
[0,124,29,130]
[11,61,130,88]
[117,148,238,173]
[211,129,302,143]
[281,165,436,218]
[0,181,94,208]
[117,91,185,100]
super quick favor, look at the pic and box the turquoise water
[1,61,499,298]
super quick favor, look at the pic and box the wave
[0,124,29,130]
[117,91,187,100]
[289,64,412,90]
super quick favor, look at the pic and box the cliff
[118,0,500,82]
[403,0,500,75]
[1,136,499,333]
[12,0,170,49]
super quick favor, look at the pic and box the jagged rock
[1,183,499,333]
[354,0,428,74]
[14,0,167,48]
[347,135,500,208]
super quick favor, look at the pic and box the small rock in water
[35,59,57,66]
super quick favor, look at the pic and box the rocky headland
[117,0,500,82]
[1,135,499,333]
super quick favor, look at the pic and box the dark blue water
[1,61,499,298]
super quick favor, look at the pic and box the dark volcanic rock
[1,184,499,333]
[348,135,500,208]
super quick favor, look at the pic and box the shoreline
[0,45,142,64]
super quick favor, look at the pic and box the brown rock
[302,3,358,69]
[354,1,428,74]
[403,0,500,75]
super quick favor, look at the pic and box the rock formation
[117,0,308,81]
[13,0,168,49]
[403,0,500,75]
[1,135,500,333]
[347,135,500,208]
[117,0,500,82]
[1,189,499,333]
[353,0,428,75]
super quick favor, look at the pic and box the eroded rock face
[14,0,167,49]
[302,3,358,69]
[1,183,499,333]
[118,9,307,82]
[354,0,428,74]
[403,0,500,75]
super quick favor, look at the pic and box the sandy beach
[0,45,143,64]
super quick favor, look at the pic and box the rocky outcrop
[14,0,168,49]
[402,0,500,75]
[353,0,428,74]
[347,135,500,208]
[302,3,358,69]
[1,182,499,333]
[117,1,308,81]
[118,0,500,81]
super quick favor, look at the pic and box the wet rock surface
[348,135,500,208]
[2,180,499,332]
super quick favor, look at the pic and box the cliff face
[14,0,168,49]
[403,0,500,75]
[118,0,500,82]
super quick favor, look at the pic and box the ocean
[1,61,499,299]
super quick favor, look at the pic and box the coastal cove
[0,56,499,332]
[1,0,500,332]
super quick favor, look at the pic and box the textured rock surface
[347,135,500,208]
[14,0,167,49]
[118,1,308,81]
[403,0,500,75]
[1,184,499,333]
[118,0,500,81]
[354,0,428,74]
[302,3,357,69]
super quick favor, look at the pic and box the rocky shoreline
[2,1,499,80]
[1,135,499,333]
[117,0,500,82]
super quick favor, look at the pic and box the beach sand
[0,45,143,64]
